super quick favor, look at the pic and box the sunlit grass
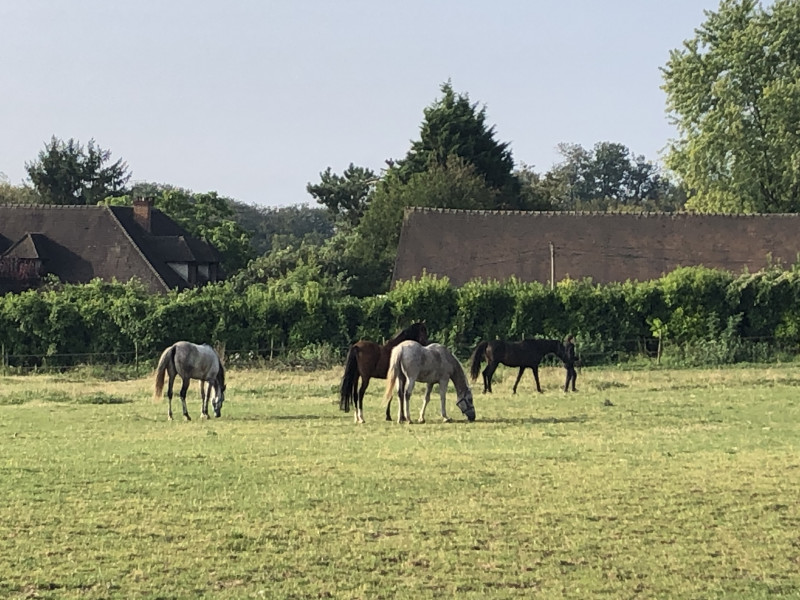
[0,364,798,598]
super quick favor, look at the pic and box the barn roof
[392,207,800,287]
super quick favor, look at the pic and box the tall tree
[398,81,517,197]
[25,137,131,205]
[306,163,376,227]
[662,0,800,212]
[544,142,684,211]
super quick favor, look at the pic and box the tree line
[2,0,799,300]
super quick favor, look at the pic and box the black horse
[469,338,567,394]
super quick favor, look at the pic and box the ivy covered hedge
[2,265,800,368]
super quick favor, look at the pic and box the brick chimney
[133,197,153,232]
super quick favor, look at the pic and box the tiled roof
[0,204,222,293]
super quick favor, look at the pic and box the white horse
[154,341,226,421]
[385,341,476,423]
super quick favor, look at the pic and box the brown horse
[339,322,428,423]
[469,338,566,394]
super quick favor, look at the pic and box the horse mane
[388,321,428,346]
[216,359,226,388]
[446,351,471,395]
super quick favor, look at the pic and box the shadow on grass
[479,414,589,425]
[235,413,335,421]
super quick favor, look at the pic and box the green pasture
[1,363,799,599]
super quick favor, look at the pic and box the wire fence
[1,335,797,376]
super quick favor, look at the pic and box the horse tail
[384,346,401,403]
[339,345,359,412]
[154,345,176,400]
[469,341,489,381]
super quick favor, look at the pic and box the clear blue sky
[1,1,723,208]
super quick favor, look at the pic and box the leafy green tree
[159,189,254,273]
[514,164,559,211]
[544,142,684,211]
[662,0,800,212]
[0,181,40,204]
[306,163,376,227]
[591,142,631,202]
[230,203,333,255]
[25,136,131,205]
[398,81,517,197]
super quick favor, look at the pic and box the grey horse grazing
[385,341,475,423]
[154,341,226,421]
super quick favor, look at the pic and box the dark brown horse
[339,322,428,423]
[469,338,566,394]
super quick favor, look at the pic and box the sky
[1,1,725,208]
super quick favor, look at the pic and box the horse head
[413,321,429,345]
[456,389,476,422]
[212,383,226,418]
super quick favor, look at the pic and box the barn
[391,207,800,287]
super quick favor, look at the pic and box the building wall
[391,208,800,287]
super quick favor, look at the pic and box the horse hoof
[418,418,425,424]
[442,417,452,423]
[184,416,191,421]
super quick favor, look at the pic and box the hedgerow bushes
[2,265,800,368]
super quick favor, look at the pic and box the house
[391,207,800,287]
[0,199,223,294]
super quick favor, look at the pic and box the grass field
[1,362,799,599]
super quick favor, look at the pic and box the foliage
[25,136,131,205]
[398,81,517,197]
[230,202,334,256]
[388,273,458,345]
[4,264,800,369]
[657,266,737,344]
[536,142,685,211]
[662,0,800,212]
[0,181,40,204]
[306,163,376,227]
[453,279,517,351]
[230,240,347,294]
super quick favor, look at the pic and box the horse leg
[512,367,525,394]
[166,373,176,421]
[532,365,543,393]
[438,379,451,423]
[396,374,406,423]
[179,378,192,420]
[399,376,414,424]
[385,392,392,421]
[356,377,368,424]
[418,382,434,423]
[483,362,498,394]
[200,380,209,419]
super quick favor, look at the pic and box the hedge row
[2,265,800,368]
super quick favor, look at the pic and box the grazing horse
[469,338,566,394]
[385,341,476,423]
[154,341,226,421]
[339,322,428,423]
